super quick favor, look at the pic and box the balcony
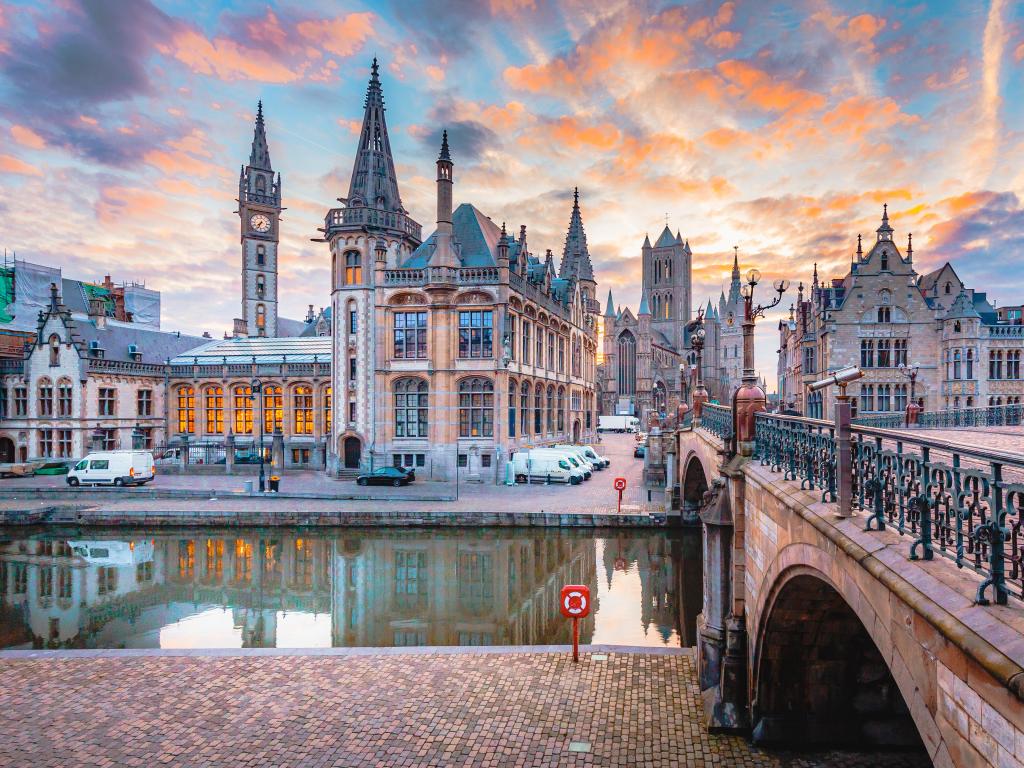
[324,206,422,241]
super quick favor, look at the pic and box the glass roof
[170,336,332,365]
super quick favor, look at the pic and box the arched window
[546,384,554,432]
[323,386,332,433]
[205,387,224,434]
[255,174,266,194]
[880,251,889,271]
[458,378,493,437]
[256,244,265,266]
[953,349,962,380]
[263,385,283,433]
[533,383,543,434]
[293,386,313,434]
[665,293,672,319]
[177,387,195,434]
[233,386,253,434]
[556,387,565,431]
[520,381,529,435]
[508,380,517,438]
[966,348,975,379]
[37,378,53,417]
[344,251,362,285]
[256,274,265,298]
[617,331,636,395]
[394,379,428,438]
[48,334,60,367]
[256,304,266,330]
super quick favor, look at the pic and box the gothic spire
[558,186,594,282]
[249,100,272,171]
[876,203,893,240]
[604,289,615,318]
[346,58,405,213]
[638,288,651,316]
[731,246,740,280]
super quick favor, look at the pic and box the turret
[430,130,456,269]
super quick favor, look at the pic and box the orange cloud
[716,60,826,114]
[295,13,375,58]
[338,118,362,135]
[843,14,886,46]
[821,96,919,140]
[548,117,621,151]
[707,30,741,50]
[166,29,301,82]
[0,154,42,177]
[1015,42,1024,62]
[11,125,46,149]
[96,186,169,224]
[79,115,99,126]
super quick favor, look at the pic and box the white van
[511,450,582,485]
[553,444,607,471]
[67,451,155,487]
[531,448,592,479]
[580,445,610,468]
[68,540,154,566]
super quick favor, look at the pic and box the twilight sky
[1,0,1023,384]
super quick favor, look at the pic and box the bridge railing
[853,403,1024,429]
[752,410,1024,605]
[700,402,734,441]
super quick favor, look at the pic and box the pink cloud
[0,154,43,177]
[10,125,46,149]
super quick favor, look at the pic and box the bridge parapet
[854,402,1024,430]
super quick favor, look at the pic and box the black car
[356,466,415,487]
[633,444,647,459]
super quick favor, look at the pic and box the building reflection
[0,530,610,650]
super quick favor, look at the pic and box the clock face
[250,213,272,233]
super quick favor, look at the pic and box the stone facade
[777,206,1024,418]
[325,61,600,481]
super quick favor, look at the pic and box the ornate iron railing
[853,403,1024,429]
[751,410,1024,605]
[700,403,733,441]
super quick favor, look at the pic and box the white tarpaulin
[7,260,61,331]
[124,285,161,329]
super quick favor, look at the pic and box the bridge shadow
[753,572,927,757]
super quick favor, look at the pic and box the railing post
[835,396,853,517]
[976,462,1009,606]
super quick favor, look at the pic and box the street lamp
[898,363,920,425]
[250,377,266,493]
[685,308,709,417]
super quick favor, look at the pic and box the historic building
[777,206,1024,418]
[324,61,600,480]
[598,227,693,423]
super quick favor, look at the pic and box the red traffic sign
[560,584,591,619]
[613,477,627,492]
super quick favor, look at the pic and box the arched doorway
[753,573,927,753]
[343,436,361,469]
[681,457,709,525]
[0,437,14,463]
[572,420,581,443]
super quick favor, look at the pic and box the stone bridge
[675,404,1024,768]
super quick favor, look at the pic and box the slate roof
[654,226,678,248]
[944,289,980,320]
[404,203,506,268]
[72,320,207,365]
[169,336,332,365]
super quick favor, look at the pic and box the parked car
[633,444,647,459]
[67,451,155,487]
[356,466,414,487]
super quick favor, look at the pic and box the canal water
[0,527,702,651]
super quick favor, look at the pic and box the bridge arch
[681,453,710,521]
[752,557,931,755]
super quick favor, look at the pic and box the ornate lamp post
[898,363,920,425]
[250,378,266,493]
[734,267,788,452]
[686,308,709,418]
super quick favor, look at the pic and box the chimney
[233,318,247,338]
[305,304,315,323]
[88,297,107,329]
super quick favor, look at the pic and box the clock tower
[237,100,282,337]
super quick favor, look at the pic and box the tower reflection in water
[0,528,701,651]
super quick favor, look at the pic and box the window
[534,383,543,434]
[547,331,554,371]
[395,551,427,609]
[458,453,468,468]
[859,384,874,412]
[481,454,492,468]
[57,430,72,458]
[48,334,60,366]
[234,387,253,434]
[256,274,265,298]
[522,321,531,364]
[393,453,425,469]
[344,251,362,284]
[1009,351,1022,380]
[535,327,543,367]
[97,566,118,596]
[458,378,493,437]
[56,382,72,417]
[507,315,516,362]
[38,381,53,417]
[458,310,493,359]
[98,387,116,416]
[136,427,153,450]
[556,387,565,432]
[394,379,428,438]
[323,387,332,434]
[14,386,27,416]
[256,304,266,332]
[880,252,889,270]
[878,384,891,412]
[558,335,565,371]
[349,308,358,334]
[457,552,493,615]
[205,387,224,434]
[546,385,554,432]
[256,244,265,266]
[177,387,194,430]
[58,567,73,599]
[348,401,356,422]
[894,339,907,368]
[877,307,891,323]
[953,349,962,380]
[348,356,356,381]
[508,380,517,438]
[876,339,891,368]
[966,348,975,379]
[803,346,816,375]
[860,340,874,368]
[990,351,1003,380]
[394,312,427,359]
[520,381,529,435]
[945,281,951,295]
[137,389,152,417]
[264,385,283,433]
[293,386,313,434]
[291,448,311,464]
[40,429,53,457]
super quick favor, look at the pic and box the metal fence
[853,403,1024,429]
[700,403,734,441]
[753,411,1024,605]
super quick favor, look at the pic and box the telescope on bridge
[808,366,864,399]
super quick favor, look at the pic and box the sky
[1,0,1023,385]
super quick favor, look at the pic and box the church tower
[641,225,692,353]
[237,101,282,338]
[558,188,597,307]
[325,58,422,475]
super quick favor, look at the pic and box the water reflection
[0,528,701,651]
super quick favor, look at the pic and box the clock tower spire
[236,100,283,337]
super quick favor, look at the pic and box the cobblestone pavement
[909,425,1024,454]
[0,434,660,518]
[0,650,929,768]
